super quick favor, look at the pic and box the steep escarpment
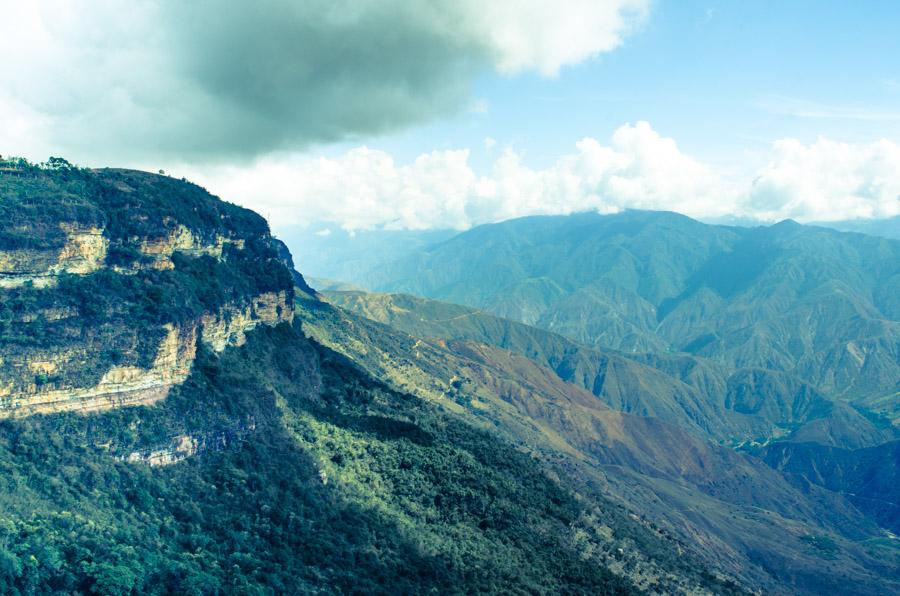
[0,163,293,417]
[0,222,108,288]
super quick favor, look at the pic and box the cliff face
[200,290,294,352]
[0,224,108,288]
[0,323,195,417]
[0,165,295,418]
[136,223,246,271]
[0,218,248,286]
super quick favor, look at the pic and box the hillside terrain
[2,162,897,594]
[758,440,900,534]
[0,162,748,594]
[325,291,897,450]
[298,295,900,594]
[336,211,899,410]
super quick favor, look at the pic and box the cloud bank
[0,0,647,161]
[191,123,900,230]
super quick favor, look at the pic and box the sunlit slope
[297,296,900,595]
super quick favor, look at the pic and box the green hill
[297,294,899,594]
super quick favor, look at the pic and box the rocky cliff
[0,163,295,418]
[0,223,108,288]
[200,290,293,352]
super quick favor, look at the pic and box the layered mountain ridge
[325,290,896,449]
[330,210,899,407]
[0,165,295,418]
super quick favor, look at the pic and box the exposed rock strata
[0,291,293,418]
[0,221,247,285]
[201,291,294,351]
[125,422,257,467]
[0,323,195,417]
[0,224,107,288]
[137,224,245,270]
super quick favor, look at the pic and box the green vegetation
[302,294,900,594]
[0,160,266,250]
[0,322,649,595]
[1,163,896,594]
[324,290,898,450]
[0,160,102,251]
[800,535,841,559]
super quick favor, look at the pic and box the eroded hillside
[299,294,900,594]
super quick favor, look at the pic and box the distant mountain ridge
[332,211,899,408]
[811,215,900,240]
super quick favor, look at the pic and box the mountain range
[1,161,897,594]
[0,162,746,594]
[307,211,899,414]
[298,293,899,593]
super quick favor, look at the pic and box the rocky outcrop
[0,323,196,417]
[125,422,257,466]
[273,238,317,296]
[0,220,249,287]
[0,224,107,288]
[200,291,294,352]
[137,224,245,270]
[0,291,294,418]
[127,434,200,467]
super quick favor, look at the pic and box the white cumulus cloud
[746,137,900,221]
[185,123,900,232]
[474,0,648,76]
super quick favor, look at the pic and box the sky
[2,0,899,232]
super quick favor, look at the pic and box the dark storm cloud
[160,1,485,158]
[0,1,489,161]
[0,0,646,162]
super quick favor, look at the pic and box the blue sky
[2,1,899,229]
[366,1,900,172]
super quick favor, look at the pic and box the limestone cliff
[0,323,195,417]
[201,291,294,352]
[0,165,296,419]
[0,291,294,418]
[136,222,246,270]
[0,224,107,288]
[0,220,250,286]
